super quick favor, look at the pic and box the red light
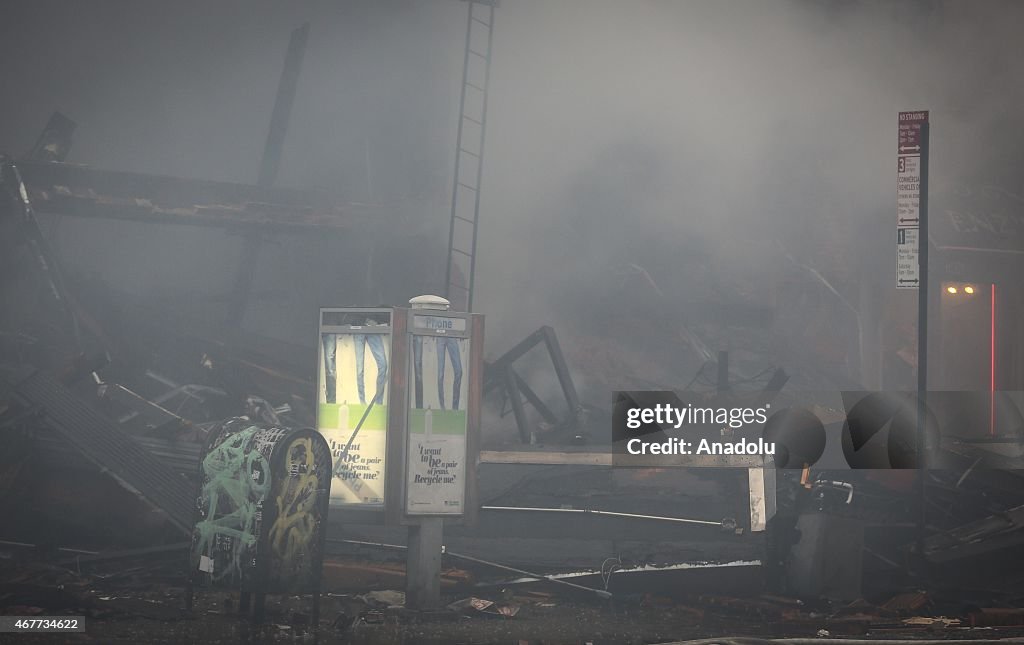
[991,284,996,436]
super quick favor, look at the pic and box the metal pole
[258,23,309,187]
[406,517,444,609]
[444,549,612,599]
[228,23,309,329]
[916,121,930,571]
[332,538,612,599]
[717,350,730,394]
[481,505,724,527]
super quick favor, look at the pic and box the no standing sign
[897,111,928,289]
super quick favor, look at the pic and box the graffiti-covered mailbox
[187,418,332,619]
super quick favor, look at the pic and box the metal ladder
[444,0,496,312]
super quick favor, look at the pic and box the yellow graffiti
[267,437,320,581]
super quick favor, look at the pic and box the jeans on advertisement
[321,333,337,404]
[413,335,424,408]
[354,333,388,404]
[437,336,463,410]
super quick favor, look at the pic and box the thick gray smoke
[475,0,1024,342]
[1,0,1022,401]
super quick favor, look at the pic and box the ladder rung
[465,81,485,93]
[454,214,475,224]
[452,248,473,258]
[457,182,477,192]
[471,15,490,28]
[459,147,480,158]
[469,49,487,59]
[462,114,483,126]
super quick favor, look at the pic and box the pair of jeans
[354,333,388,404]
[436,336,463,410]
[413,335,424,409]
[411,336,463,410]
[321,334,337,403]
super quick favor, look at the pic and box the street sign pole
[897,110,929,573]
[916,120,930,574]
[901,108,933,573]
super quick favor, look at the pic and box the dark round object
[762,407,826,469]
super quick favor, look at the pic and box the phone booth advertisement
[317,308,393,507]
[405,311,472,515]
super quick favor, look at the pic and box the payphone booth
[317,307,404,515]
[316,298,483,607]
[403,298,481,517]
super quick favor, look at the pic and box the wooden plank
[480,450,612,466]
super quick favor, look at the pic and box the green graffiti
[193,426,271,583]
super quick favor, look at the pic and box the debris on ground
[447,596,521,618]
[357,590,406,608]
[881,590,930,615]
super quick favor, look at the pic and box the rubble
[447,596,520,618]
[4,542,1024,642]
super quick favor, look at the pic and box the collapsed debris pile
[5,547,1024,644]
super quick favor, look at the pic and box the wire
[599,556,622,590]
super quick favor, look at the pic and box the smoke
[1,0,1022,395]
[475,0,1024,345]
[0,0,467,345]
